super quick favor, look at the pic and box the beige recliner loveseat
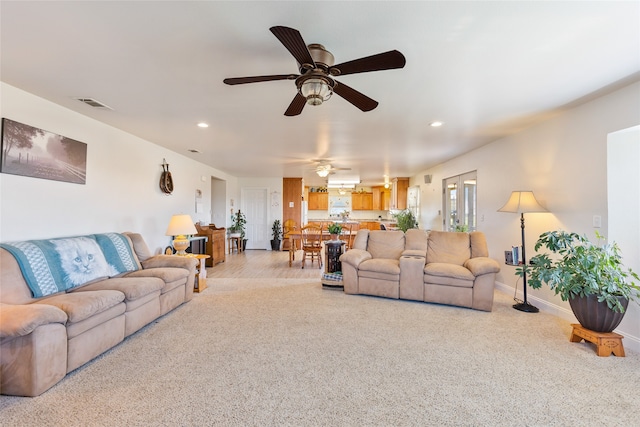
[0,232,197,397]
[340,229,500,311]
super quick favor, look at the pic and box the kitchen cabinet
[308,191,328,210]
[373,186,391,210]
[392,178,410,210]
[352,192,373,210]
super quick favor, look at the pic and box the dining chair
[283,219,298,251]
[340,223,353,250]
[300,224,323,269]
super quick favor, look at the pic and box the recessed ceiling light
[197,122,209,128]
[430,121,443,127]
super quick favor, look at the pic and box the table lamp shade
[498,191,547,214]
[166,214,197,255]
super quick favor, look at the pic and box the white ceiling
[1,1,639,187]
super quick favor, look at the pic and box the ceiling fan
[314,162,351,177]
[223,26,406,116]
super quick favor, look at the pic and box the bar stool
[228,236,242,254]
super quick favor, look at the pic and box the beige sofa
[0,232,197,397]
[340,229,500,311]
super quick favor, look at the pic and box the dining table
[286,230,353,267]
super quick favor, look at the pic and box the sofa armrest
[339,249,372,268]
[399,255,427,301]
[464,257,500,276]
[141,255,198,270]
[0,303,67,339]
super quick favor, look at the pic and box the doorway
[443,171,477,232]
[241,187,269,249]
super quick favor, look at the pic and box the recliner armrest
[464,257,500,276]
[339,249,372,268]
[0,303,67,339]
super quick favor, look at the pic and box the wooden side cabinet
[195,223,226,267]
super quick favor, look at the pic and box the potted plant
[394,209,418,232]
[271,219,282,251]
[230,210,247,249]
[519,230,640,332]
[327,223,342,240]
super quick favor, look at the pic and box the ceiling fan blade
[284,93,307,116]
[331,50,406,76]
[223,74,297,85]
[333,81,378,112]
[270,26,316,70]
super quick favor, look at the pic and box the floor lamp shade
[166,214,197,255]
[498,191,547,313]
[498,191,547,214]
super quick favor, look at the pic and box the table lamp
[165,214,197,255]
[498,191,547,313]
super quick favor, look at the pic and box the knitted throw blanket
[0,233,140,298]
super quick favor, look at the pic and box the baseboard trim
[494,281,639,354]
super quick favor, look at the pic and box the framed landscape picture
[0,118,87,184]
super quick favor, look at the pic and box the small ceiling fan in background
[314,161,351,177]
[223,26,406,116]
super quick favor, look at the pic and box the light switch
[593,215,601,228]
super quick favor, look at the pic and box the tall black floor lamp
[498,191,547,313]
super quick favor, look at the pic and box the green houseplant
[327,223,342,240]
[271,219,282,251]
[394,209,418,232]
[230,210,247,249]
[519,230,640,332]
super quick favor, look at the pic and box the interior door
[241,187,268,249]
[443,171,477,231]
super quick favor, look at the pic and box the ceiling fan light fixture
[316,164,331,177]
[300,77,333,106]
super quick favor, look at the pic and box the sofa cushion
[405,229,429,252]
[359,258,401,276]
[424,263,475,282]
[124,268,188,293]
[351,229,369,250]
[35,290,125,323]
[464,257,500,276]
[470,232,489,258]
[367,230,405,260]
[427,231,471,266]
[72,277,164,301]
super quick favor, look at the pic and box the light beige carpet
[1,279,638,426]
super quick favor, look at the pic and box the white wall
[413,81,640,351]
[0,83,237,253]
[608,126,640,347]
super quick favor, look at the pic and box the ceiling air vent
[74,98,113,110]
